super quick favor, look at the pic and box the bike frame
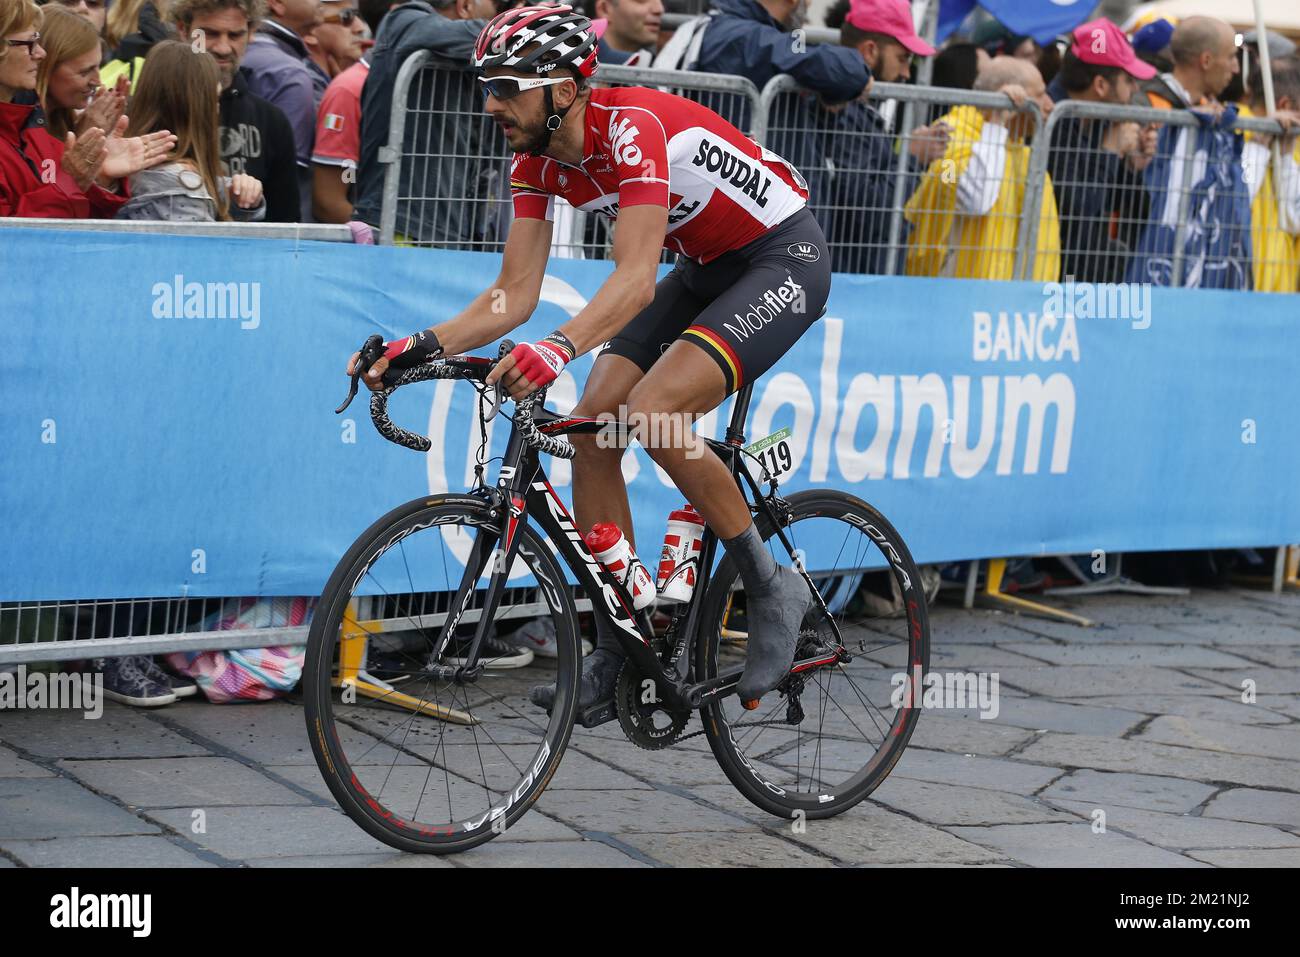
[430,380,841,722]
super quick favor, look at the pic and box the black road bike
[305,337,930,853]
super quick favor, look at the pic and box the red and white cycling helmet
[472,4,599,80]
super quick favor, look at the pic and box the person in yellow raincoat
[905,55,1061,281]
[1237,56,1300,293]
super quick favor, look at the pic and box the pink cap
[1070,18,1156,80]
[591,17,607,40]
[846,0,936,57]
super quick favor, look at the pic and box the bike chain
[661,711,805,749]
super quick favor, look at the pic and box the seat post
[724,383,753,445]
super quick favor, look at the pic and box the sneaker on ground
[151,659,200,698]
[94,656,177,708]
[506,617,593,659]
[440,632,534,670]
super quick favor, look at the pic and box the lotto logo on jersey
[608,114,643,167]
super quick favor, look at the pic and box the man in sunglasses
[307,0,364,76]
[353,5,833,711]
[309,0,368,220]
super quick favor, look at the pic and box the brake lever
[336,334,385,414]
[480,339,515,419]
[481,381,504,420]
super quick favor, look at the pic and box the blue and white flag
[1125,107,1254,290]
[939,0,1096,45]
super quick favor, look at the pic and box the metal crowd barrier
[0,589,584,667]
[0,218,357,242]
[378,50,511,251]
[761,76,1045,279]
[378,57,1052,276]
[1020,101,1293,289]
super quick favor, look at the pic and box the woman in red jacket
[1,0,174,217]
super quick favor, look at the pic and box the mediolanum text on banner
[1,228,1297,599]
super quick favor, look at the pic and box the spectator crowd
[2,0,1298,281]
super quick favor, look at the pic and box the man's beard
[512,118,551,156]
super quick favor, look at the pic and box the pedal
[578,698,617,728]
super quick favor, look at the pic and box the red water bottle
[585,523,656,610]
[657,504,705,603]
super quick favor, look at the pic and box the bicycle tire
[695,489,930,820]
[303,494,581,854]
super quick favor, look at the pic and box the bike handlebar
[345,339,577,460]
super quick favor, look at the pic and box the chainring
[615,661,691,750]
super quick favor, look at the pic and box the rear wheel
[303,494,581,853]
[696,490,930,820]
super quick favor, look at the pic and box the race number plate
[744,427,793,480]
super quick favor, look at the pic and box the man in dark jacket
[815,0,939,275]
[1047,19,1157,284]
[174,0,303,222]
[353,0,498,245]
[242,0,330,219]
[695,0,870,107]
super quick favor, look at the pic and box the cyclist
[349,4,835,708]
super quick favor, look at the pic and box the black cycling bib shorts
[604,208,831,395]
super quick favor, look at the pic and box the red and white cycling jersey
[510,86,808,264]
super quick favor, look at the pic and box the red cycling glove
[508,332,575,390]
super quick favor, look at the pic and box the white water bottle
[585,523,656,611]
[656,504,706,603]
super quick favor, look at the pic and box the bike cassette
[615,663,691,750]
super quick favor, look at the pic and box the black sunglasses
[5,33,41,54]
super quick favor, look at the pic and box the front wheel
[303,494,582,853]
[696,490,930,820]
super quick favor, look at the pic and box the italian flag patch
[324,113,345,132]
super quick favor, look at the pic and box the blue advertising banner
[2,227,1298,600]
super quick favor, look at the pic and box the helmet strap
[529,82,574,158]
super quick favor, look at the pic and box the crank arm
[684,648,845,708]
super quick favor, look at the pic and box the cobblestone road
[2,587,1298,867]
